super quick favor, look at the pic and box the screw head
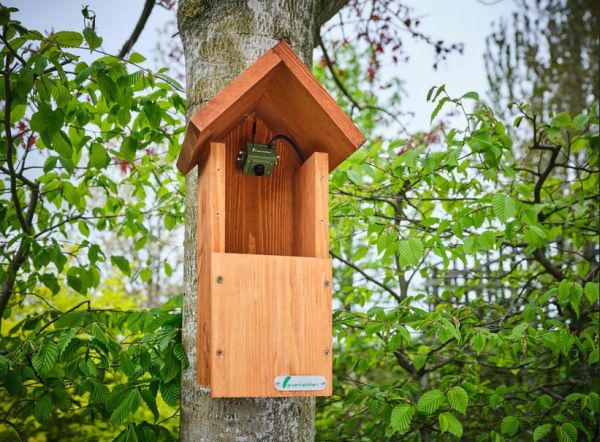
[324,349,330,356]
[324,280,330,288]
[216,349,223,357]
[216,275,224,284]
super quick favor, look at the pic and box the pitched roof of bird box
[176,41,365,175]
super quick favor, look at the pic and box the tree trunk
[177,1,345,440]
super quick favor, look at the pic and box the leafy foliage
[315,40,599,441]
[0,7,185,440]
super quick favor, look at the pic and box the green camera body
[237,142,278,177]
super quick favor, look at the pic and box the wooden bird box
[177,41,365,398]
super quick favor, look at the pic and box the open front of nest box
[177,41,365,398]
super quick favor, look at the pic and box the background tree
[485,0,599,117]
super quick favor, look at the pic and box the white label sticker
[274,375,327,391]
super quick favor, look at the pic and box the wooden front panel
[210,253,332,397]
[223,117,301,256]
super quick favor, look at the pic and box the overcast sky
[8,0,514,131]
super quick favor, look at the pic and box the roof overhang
[176,41,365,175]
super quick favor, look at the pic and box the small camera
[237,142,278,177]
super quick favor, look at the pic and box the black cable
[268,134,305,163]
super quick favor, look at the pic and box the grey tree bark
[177,1,346,440]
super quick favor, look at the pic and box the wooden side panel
[195,142,225,386]
[223,116,300,256]
[293,152,329,258]
[210,253,332,398]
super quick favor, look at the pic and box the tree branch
[317,0,348,29]
[3,54,28,234]
[330,250,401,302]
[317,34,407,130]
[0,418,24,442]
[118,0,155,59]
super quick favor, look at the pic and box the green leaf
[32,342,59,374]
[584,282,599,304]
[439,412,463,438]
[447,386,468,414]
[398,238,424,267]
[34,394,53,423]
[413,354,427,371]
[440,317,461,344]
[470,333,486,354]
[173,343,188,367]
[82,27,102,50]
[0,355,8,377]
[111,255,131,275]
[417,389,444,415]
[555,423,577,442]
[79,359,98,377]
[89,379,110,403]
[552,112,572,128]
[125,425,140,442]
[51,31,83,47]
[477,231,496,250]
[390,404,415,432]
[140,389,159,422]
[88,142,110,169]
[513,115,523,127]
[140,268,152,283]
[509,322,528,340]
[164,213,177,230]
[119,352,136,378]
[492,194,516,222]
[52,130,73,159]
[368,398,385,417]
[533,424,552,441]
[461,91,480,101]
[587,392,599,412]
[39,273,60,294]
[110,389,141,426]
[157,72,183,91]
[433,84,446,101]
[128,52,146,63]
[51,84,71,108]
[159,381,180,406]
[97,72,118,102]
[500,416,519,436]
[430,96,449,123]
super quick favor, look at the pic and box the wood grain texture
[195,142,225,386]
[224,116,300,256]
[177,41,365,175]
[210,253,332,398]
[293,152,329,258]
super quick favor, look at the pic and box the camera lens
[254,164,265,176]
